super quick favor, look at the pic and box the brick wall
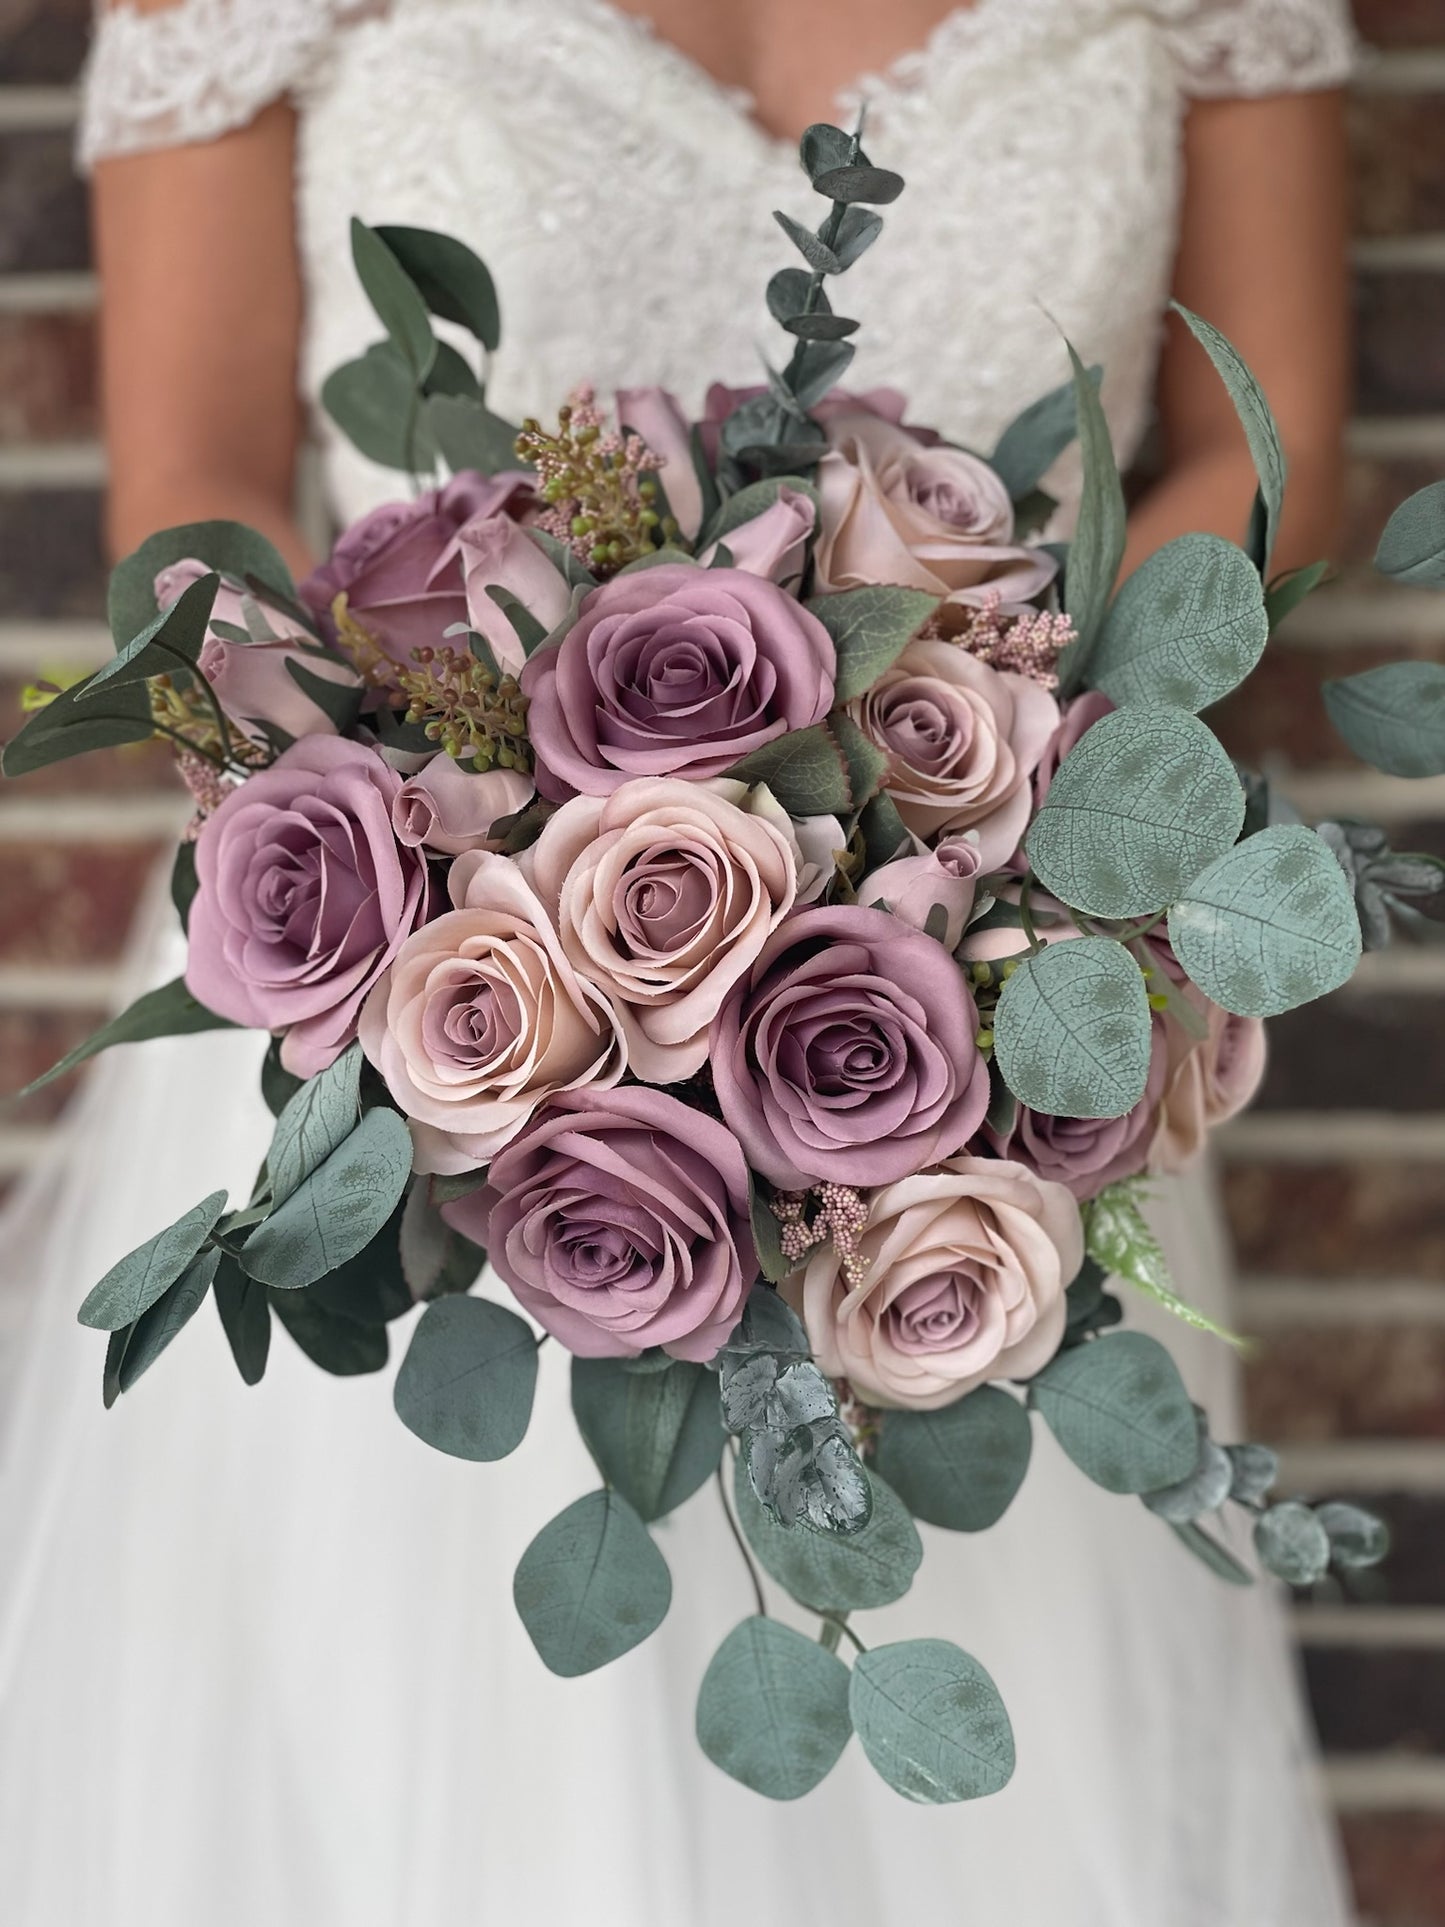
[1,7,1442,1919]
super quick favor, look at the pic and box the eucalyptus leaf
[84,569,219,696]
[0,669,154,777]
[993,937,1152,1119]
[1029,1331,1197,1495]
[1027,705,1246,918]
[748,1178,794,1286]
[784,312,859,342]
[1226,1442,1279,1507]
[989,364,1102,501]
[696,1616,853,1800]
[1374,478,1445,588]
[102,1325,131,1410]
[788,338,856,410]
[773,211,841,274]
[77,1190,227,1332]
[240,1107,413,1290]
[833,205,883,269]
[766,267,821,325]
[323,342,433,471]
[1265,559,1329,630]
[734,1460,921,1612]
[420,338,482,401]
[170,841,198,933]
[806,586,938,703]
[1169,1519,1254,1586]
[395,1294,538,1460]
[398,1181,485,1300]
[1058,341,1126,681]
[874,1387,1032,1532]
[116,1246,220,1392]
[513,1489,672,1677]
[265,1042,362,1207]
[1089,534,1268,713]
[1254,1501,1331,1586]
[284,658,365,733]
[850,1640,1015,1804]
[16,977,233,1097]
[350,218,437,380]
[1141,1428,1233,1522]
[270,1288,389,1376]
[260,1038,304,1119]
[107,519,296,652]
[812,163,905,205]
[213,1252,271,1386]
[308,1207,415,1326]
[1322,661,1445,779]
[427,394,527,477]
[1315,1501,1390,1570]
[799,123,856,181]
[1173,302,1285,574]
[571,1357,724,1520]
[1168,823,1362,1017]
[857,790,913,870]
[372,223,500,350]
[724,714,885,817]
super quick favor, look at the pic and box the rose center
[618,854,717,957]
[884,1268,984,1355]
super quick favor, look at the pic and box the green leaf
[1253,1501,1331,1586]
[873,1387,1032,1532]
[270,1288,389,1376]
[1027,705,1246,918]
[1088,534,1268,713]
[399,1181,485,1299]
[372,223,500,350]
[394,1294,537,1460]
[170,841,199,933]
[1173,302,1285,574]
[484,583,550,656]
[322,342,433,471]
[1,666,154,777]
[284,658,365,733]
[1169,1519,1253,1586]
[571,1357,724,1520]
[734,1458,921,1612]
[773,211,841,274]
[213,1253,271,1386]
[116,1245,220,1392]
[513,1489,672,1677]
[1265,559,1329,630]
[1141,1429,1233,1522]
[787,338,856,410]
[1028,1330,1198,1494]
[107,519,296,653]
[426,393,526,476]
[812,163,905,205]
[1058,341,1126,680]
[1322,661,1445,779]
[748,1178,793,1285]
[696,1617,852,1799]
[857,790,912,869]
[1226,1441,1279,1506]
[419,338,482,401]
[239,1107,413,1290]
[1086,1180,1245,1344]
[850,1640,1015,1804]
[806,586,939,703]
[260,1037,304,1118]
[84,569,219,696]
[724,713,885,817]
[1315,1501,1391,1570]
[988,364,1101,501]
[799,123,856,181]
[699,474,819,552]
[308,1207,415,1325]
[78,1189,228,1331]
[15,977,234,1097]
[102,1324,131,1410]
[265,1042,362,1206]
[993,937,1152,1119]
[1168,823,1361,1016]
[1374,478,1445,588]
[350,218,437,380]
[833,205,883,270]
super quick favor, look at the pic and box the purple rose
[155,559,361,746]
[710,903,991,1189]
[445,1086,756,1362]
[186,736,432,1075]
[615,386,704,539]
[459,517,572,677]
[987,1024,1169,1202]
[859,833,983,951]
[521,563,835,800]
[300,471,533,662]
[697,484,816,587]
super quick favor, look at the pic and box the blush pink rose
[300,471,533,661]
[521,563,835,799]
[783,1156,1082,1410]
[1149,993,1267,1174]
[697,485,816,587]
[525,777,799,1082]
[186,737,432,1076]
[615,386,704,539]
[711,903,990,1189]
[859,834,983,951]
[358,852,625,1173]
[391,755,534,858]
[459,518,572,676]
[446,1086,754,1362]
[155,559,361,746]
[850,637,1059,866]
[813,408,1057,608]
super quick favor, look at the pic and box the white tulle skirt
[0,874,1350,1927]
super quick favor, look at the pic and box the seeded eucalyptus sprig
[717,119,905,485]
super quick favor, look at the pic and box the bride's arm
[1125,89,1351,578]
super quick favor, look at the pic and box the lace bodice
[81,0,1356,525]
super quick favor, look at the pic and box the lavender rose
[186,737,431,1076]
[851,637,1060,867]
[783,1156,1080,1409]
[358,851,624,1173]
[814,408,1057,608]
[459,517,572,677]
[859,833,983,951]
[300,471,533,661]
[697,485,816,587]
[521,563,835,800]
[710,903,990,1189]
[614,385,704,539]
[155,559,361,745]
[391,755,534,858]
[445,1086,755,1362]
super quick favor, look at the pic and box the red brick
[0,1007,108,1124]
[1341,455,1445,577]
[1341,1812,1445,1927]
[1223,1163,1445,1279]
[1352,93,1445,238]
[1258,995,1445,1114]
[0,312,98,443]
[1352,1,1445,50]
[1245,1325,1445,1441]
[0,843,164,965]
[0,0,89,84]
[1212,631,1445,770]
[1305,1646,1445,1754]
[0,131,89,276]
[1356,271,1445,418]
[0,488,105,620]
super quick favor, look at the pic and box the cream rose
[1149,993,1267,1174]
[784,1156,1082,1410]
[813,407,1057,607]
[850,636,1060,865]
[525,778,799,1082]
[358,852,625,1174]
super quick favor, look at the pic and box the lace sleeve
[1162,0,1358,98]
[78,0,387,169]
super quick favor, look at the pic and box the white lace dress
[0,4,1357,1923]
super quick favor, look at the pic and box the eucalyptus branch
[717,1457,767,1619]
[816,1612,866,1656]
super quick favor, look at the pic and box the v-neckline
[559,0,1001,153]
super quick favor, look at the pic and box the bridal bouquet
[9,125,1436,1804]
